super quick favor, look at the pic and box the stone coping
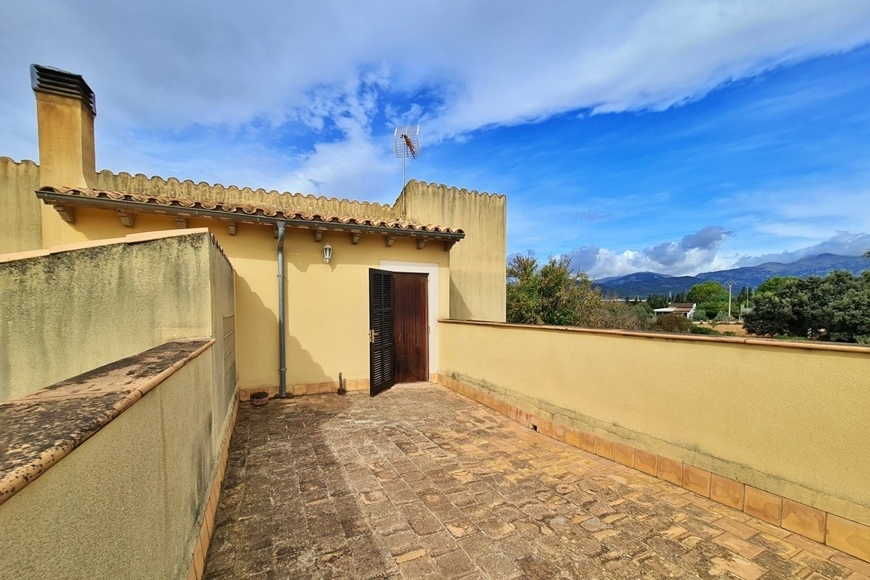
[0,338,214,506]
[0,228,232,266]
[440,319,870,354]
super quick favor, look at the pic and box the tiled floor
[204,383,870,579]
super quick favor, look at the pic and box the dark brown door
[369,269,394,396]
[393,273,429,384]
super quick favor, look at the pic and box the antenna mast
[394,125,420,215]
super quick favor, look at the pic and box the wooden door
[393,273,428,384]
[369,269,394,396]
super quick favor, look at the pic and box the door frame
[379,260,440,381]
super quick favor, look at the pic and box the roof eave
[35,189,465,243]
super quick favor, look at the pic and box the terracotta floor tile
[203,384,867,579]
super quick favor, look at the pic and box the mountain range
[594,254,869,298]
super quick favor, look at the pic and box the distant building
[653,302,696,319]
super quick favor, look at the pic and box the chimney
[31,65,97,189]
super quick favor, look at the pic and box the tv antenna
[394,125,420,193]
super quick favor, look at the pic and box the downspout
[277,222,289,398]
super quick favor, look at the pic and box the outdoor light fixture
[322,243,332,264]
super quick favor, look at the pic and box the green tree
[687,281,728,304]
[506,253,604,326]
[744,271,870,342]
[756,276,799,295]
[686,281,728,320]
[646,294,669,309]
[506,253,541,324]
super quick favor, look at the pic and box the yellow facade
[209,222,451,393]
[1,208,452,395]
[403,180,507,322]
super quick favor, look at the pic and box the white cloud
[568,229,870,279]
[716,183,870,257]
[2,0,870,193]
[285,132,397,200]
[734,231,870,267]
[567,226,735,278]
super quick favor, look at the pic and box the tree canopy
[506,253,652,330]
[686,281,729,320]
[743,270,870,343]
[686,281,727,304]
[507,253,603,326]
[756,276,799,294]
[646,294,669,309]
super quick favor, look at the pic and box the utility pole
[726,281,734,321]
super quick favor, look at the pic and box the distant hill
[594,254,869,297]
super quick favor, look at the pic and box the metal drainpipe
[277,222,289,398]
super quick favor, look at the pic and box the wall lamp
[323,242,333,264]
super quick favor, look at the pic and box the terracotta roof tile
[36,186,463,237]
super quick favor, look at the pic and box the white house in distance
[653,302,697,319]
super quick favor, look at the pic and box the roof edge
[35,187,465,242]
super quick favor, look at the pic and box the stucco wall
[10,203,451,393]
[214,224,450,393]
[208,238,237,448]
[0,229,232,401]
[439,320,870,526]
[403,180,506,322]
[0,350,221,580]
[0,157,41,254]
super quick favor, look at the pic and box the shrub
[650,313,693,333]
[690,325,720,335]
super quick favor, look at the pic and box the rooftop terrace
[204,384,870,579]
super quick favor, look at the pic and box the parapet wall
[95,170,398,220]
[0,157,41,254]
[0,228,238,579]
[0,343,238,580]
[0,160,401,255]
[438,320,870,562]
[0,229,234,402]
[403,180,506,322]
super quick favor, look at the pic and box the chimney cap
[31,64,96,117]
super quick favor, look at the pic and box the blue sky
[2,1,870,278]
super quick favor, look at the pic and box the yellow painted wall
[8,201,451,393]
[0,229,232,401]
[403,180,506,322]
[10,74,502,391]
[0,349,223,580]
[208,224,451,392]
[439,320,870,525]
[0,157,41,254]
[208,239,238,447]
